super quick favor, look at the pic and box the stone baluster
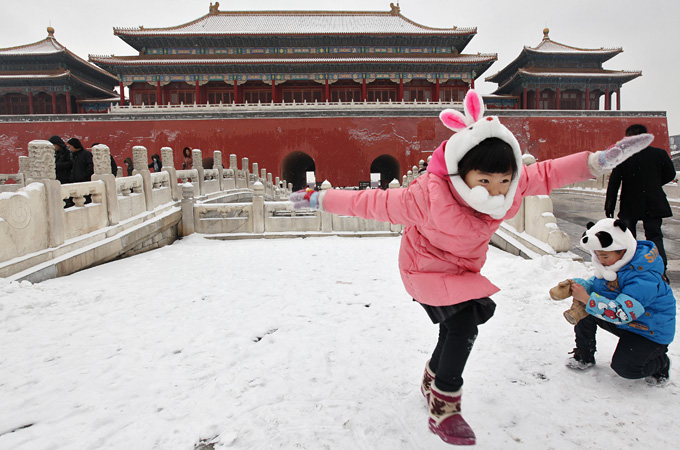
[213,151,224,190]
[266,172,273,197]
[92,144,118,225]
[132,146,154,211]
[192,149,204,196]
[27,140,64,247]
[402,175,408,187]
[160,146,179,200]
[252,181,265,233]
[320,180,333,232]
[252,162,259,187]
[18,155,30,180]
[241,157,250,189]
[180,182,195,236]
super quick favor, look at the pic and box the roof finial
[47,26,55,37]
[543,27,550,40]
[209,2,220,14]
[390,2,401,15]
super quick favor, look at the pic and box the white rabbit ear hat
[440,90,523,219]
[580,218,637,281]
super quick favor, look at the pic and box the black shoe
[662,272,670,284]
[566,347,595,370]
[645,358,670,387]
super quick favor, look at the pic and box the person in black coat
[49,135,72,184]
[67,137,94,183]
[605,124,676,278]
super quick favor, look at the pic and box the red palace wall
[0,113,669,187]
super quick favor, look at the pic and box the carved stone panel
[192,149,202,169]
[28,140,56,180]
[213,151,222,169]
[229,154,237,170]
[161,147,174,168]
[133,146,148,171]
[92,144,112,175]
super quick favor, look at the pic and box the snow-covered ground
[1,235,678,450]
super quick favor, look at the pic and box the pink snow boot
[421,360,435,402]
[428,385,476,446]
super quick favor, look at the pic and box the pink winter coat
[321,144,594,307]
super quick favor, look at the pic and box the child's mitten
[549,279,573,300]
[289,188,320,209]
[589,133,654,175]
[563,300,588,325]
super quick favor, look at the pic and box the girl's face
[463,170,513,196]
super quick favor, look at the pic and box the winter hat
[48,135,66,148]
[439,90,523,219]
[580,218,637,281]
[66,137,83,150]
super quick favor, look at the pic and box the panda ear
[586,221,595,229]
[595,231,614,248]
[613,219,628,232]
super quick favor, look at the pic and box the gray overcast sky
[3,0,679,136]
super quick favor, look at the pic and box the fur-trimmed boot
[421,361,435,402]
[428,385,476,445]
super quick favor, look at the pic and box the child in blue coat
[566,218,675,385]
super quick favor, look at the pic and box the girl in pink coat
[290,90,653,446]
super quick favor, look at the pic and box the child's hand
[597,133,654,170]
[289,188,320,209]
[570,282,589,304]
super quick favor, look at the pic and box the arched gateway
[282,151,316,191]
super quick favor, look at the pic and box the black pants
[427,300,496,392]
[620,217,667,269]
[575,314,668,379]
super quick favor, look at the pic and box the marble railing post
[180,183,195,236]
[320,180,332,233]
[161,146,179,200]
[132,146,154,211]
[241,157,250,189]
[252,181,265,233]
[18,156,30,180]
[92,144,118,225]
[192,149,204,196]
[28,140,64,247]
[266,172,273,197]
[213,151,223,190]
[116,166,122,178]
[252,162,259,188]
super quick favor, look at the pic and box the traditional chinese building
[0,27,119,114]
[89,3,497,107]
[485,28,641,110]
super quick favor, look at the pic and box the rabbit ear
[463,90,485,123]
[439,109,468,131]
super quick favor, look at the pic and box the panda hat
[580,218,637,281]
[439,90,523,219]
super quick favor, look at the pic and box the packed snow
[0,235,678,449]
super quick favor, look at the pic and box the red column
[399,78,404,101]
[605,88,611,110]
[156,81,162,105]
[119,81,126,106]
[435,79,440,102]
[324,79,329,102]
[584,88,590,110]
[28,91,35,114]
[555,88,560,109]
[271,79,276,103]
[616,89,621,110]
[522,88,528,109]
[362,79,367,101]
[129,86,135,106]
[471,77,475,89]
[51,91,57,113]
[233,82,238,104]
[535,88,540,109]
[195,81,200,104]
[65,91,72,114]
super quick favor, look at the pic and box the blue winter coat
[575,241,676,345]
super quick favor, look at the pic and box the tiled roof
[528,38,621,55]
[0,35,65,55]
[114,10,475,36]
[0,70,117,96]
[518,68,640,78]
[90,53,496,65]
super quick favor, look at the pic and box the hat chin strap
[451,177,515,219]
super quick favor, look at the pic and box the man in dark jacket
[49,135,72,184]
[67,137,94,183]
[605,124,676,280]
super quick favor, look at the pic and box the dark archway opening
[282,151,316,191]
[370,154,401,189]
